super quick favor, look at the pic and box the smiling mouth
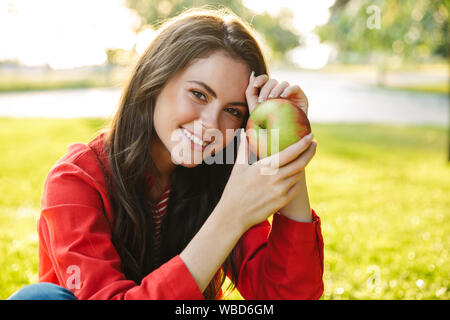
[180,127,213,148]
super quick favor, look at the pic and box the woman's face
[153,50,250,168]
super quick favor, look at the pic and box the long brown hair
[104,7,268,299]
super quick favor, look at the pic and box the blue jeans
[8,282,77,300]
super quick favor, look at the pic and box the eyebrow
[187,80,248,109]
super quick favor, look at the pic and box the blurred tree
[106,48,138,67]
[124,0,302,62]
[316,0,449,84]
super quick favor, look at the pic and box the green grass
[383,83,449,95]
[0,79,113,93]
[0,69,127,93]
[0,118,109,298]
[308,123,449,299]
[1,118,449,300]
[319,63,449,95]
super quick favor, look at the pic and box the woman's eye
[226,108,243,118]
[192,90,207,101]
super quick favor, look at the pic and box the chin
[175,146,229,168]
[178,161,201,168]
[169,145,206,167]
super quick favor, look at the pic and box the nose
[199,102,220,131]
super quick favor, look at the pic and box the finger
[268,81,290,99]
[262,132,314,168]
[280,84,301,98]
[253,74,269,89]
[258,78,278,103]
[247,70,256,92]
[279,140,317,178]
[280,85,308,113]
[245,71,258,111]
[246,72,268,113]
[235,129,250,166]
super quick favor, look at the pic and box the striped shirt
[151,186,171,266]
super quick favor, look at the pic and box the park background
[0,0,448,299]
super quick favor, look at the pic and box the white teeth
[182,128,207,147]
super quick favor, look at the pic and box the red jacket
[38,133,324,300]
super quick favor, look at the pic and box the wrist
[213,199,247,237]
[279,170,312,223]
[179,202,245,292]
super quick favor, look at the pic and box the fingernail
[306,133,313,140]
[253,81,259,88]
[250,70,254,80]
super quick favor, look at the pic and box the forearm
[279,170,312,223]
[179,202,244,293]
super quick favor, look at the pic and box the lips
[181,127,214,144]
[180,128,213,151]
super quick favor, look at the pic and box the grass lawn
[0,118,448,300]
[0,68,127,93]
[321,63,449,95]
[382,83,449,95]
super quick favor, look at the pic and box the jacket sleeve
[231,210,324,300]
[39,161,204,300]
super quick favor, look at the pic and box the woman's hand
[246,71,309,116]
[216,72,316,229]
[218,129,317,231]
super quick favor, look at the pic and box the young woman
[9,8,323,300]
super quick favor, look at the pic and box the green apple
[246,98,311,159]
